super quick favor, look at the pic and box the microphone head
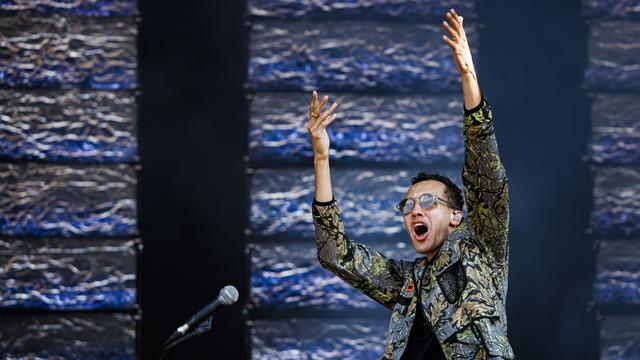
[219,285,239,305]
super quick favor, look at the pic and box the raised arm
[307,91,336,203]
[441,9,481,111]
[442,10,509,266]
[307,92,407,309]
[461,98,509,266]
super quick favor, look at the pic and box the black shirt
[400,303,446,360]
[400,258,446,360]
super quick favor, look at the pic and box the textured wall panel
[249,241,416,310]
[0,238,137,310]
[0,0,136,16]
[590,94,640,165]
[585,21,640,91]
[582,0,640,19]
[251,318,387,359]
[0,312,136,359]
[0,16,137,89]
[591,167,640,238]
[248,21,478,93]
[0,90,137,162]
[601,316,640,360]
[594,240,640,306]
[250,93,465,165]
[248,0,476,20]
[0,163,137,237]
[249,167,462,239]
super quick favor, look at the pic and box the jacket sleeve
[462,96,509,266]
[312,197,407,309]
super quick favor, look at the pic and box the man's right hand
[307,91,338,158]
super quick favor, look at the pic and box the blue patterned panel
[251,318,387,359]
[249,241,417,311]
[0,313,136,359]
[591,167,640,238]
[0,0,136,16]
[249,167,462,239]
[585,21,640,92]
[590,94,640,165]
[0,238,137,310]
[600,316,640,360]
[248,0,476,20]
[250,93,465,165]
[594,240,640,306]
[0,90,137,163]
[0,16,137,89]
[0,163,137,237]
[248,21,478,93]
[582,0,640,19]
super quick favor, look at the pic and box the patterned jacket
[312,97,514,359]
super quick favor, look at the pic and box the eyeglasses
[396,193,455,215]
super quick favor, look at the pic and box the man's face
[402,180,457,259]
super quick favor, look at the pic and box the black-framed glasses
[395,193,455,215]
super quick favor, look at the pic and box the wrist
[460,70,477,83]
[314,151,329,161]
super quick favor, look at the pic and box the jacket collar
[414,219,470,276]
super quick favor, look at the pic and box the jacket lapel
[432,220,469,276]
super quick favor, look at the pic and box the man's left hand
[441,8,482,110]
[441,9,476,79]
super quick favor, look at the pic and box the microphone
[175,285,239,335]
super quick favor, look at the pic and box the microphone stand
[155,316,213,359]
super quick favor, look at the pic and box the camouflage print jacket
[312,97,514,359]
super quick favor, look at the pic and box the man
[307,9,514,360]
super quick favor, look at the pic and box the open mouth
[412,223,429,241]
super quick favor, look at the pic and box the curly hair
[410,172,464,211]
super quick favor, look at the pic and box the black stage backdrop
[139,0,596,358]
[139,0,248,358]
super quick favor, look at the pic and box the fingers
[309,91,328,114]
[310,91,317,110]
[316,95,329,113]
[445,13,461,38]
[442,8,467,49]
[322,114,338,128]
[444,9,464,39]
[308,120,327,136]
[308,101,338,133]
[320,102,338,121]
[442,20,459,41]
[309,91,332,118]
[310,114,337,135]
[441,34,457,49]
[307,91,338,135]
[447,9,463,31]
